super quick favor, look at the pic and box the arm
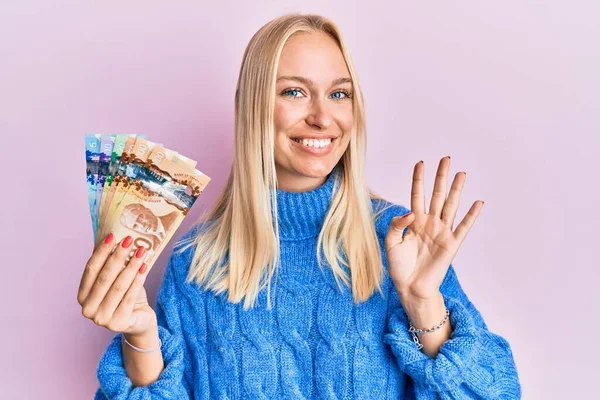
[94,249,198,399]
[399,290,452,359]
[120,315,163,386]
[384,264,522,399]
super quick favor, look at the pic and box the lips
[291,137,334,147]
[289,136,335,156]
[290,135,338,140]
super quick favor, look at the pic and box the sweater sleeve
[93,248,195,399]
[383,264,522,399]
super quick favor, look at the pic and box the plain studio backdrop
[1,1,597,399]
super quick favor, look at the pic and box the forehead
[277,31,350,83]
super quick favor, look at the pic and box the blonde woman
[80,13,521,399]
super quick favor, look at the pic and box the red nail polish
[135,246,146,259]
[103,233,114,244]
[121,236,133,248]
[139,263,147,274]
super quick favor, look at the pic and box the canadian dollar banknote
[85,134,210,269]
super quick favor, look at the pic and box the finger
[441,172,466,229]
[429,156,450,218]
[113,262,150,329]
[388,212,415,243]
[453,201,484,244]
[78,232,116,306]
[95,246,148,325]
[82,235,135,319]
[410,161,426,214]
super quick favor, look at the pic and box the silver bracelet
[122,334,162,353]
[408,308,450,350]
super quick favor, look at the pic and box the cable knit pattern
[277,280,313,399]
[94,165,521,399]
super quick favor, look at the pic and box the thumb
[390,212,415,236]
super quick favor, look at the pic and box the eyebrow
[276,76,353,87]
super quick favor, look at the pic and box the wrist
[123,321,160,349]
[398,290,447,329]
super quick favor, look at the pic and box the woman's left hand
[385,156,484,303]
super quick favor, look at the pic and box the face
[121,204,159,234]
[273,31,353,192]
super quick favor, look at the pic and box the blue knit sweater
[95,167,521,399]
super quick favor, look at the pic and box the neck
[274,165,341,240]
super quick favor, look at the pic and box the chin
[295,164,335,178]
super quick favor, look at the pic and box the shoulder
[370,197,411,238]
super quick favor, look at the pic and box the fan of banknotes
[85,134,211,271]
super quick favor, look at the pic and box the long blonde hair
[177,13,393,309]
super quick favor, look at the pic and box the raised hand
[385,156,484,302]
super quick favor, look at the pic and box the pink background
[2,1,598,398]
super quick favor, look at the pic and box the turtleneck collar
[274,165,342,241]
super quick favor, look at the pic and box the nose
[305,97,333,130]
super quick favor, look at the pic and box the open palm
[385,156,484,301]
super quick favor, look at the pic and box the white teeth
[294,138,332,148]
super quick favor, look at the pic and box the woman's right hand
[78,233,157,337]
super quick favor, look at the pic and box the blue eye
[282,89,303,98]
[330,90,352,100]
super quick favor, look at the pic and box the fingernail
[139,263,147,274]
[121,236,133,248]
[103,233,114,244]
[135,246,146,259]
[404,212,412,218]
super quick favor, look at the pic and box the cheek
[273,104,285,132]
[338,107,354,132]
[335,108,354,149]
[274,101,306,133]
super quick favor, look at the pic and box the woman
[79,13,521,399]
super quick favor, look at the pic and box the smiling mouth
[291,137,336,148]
